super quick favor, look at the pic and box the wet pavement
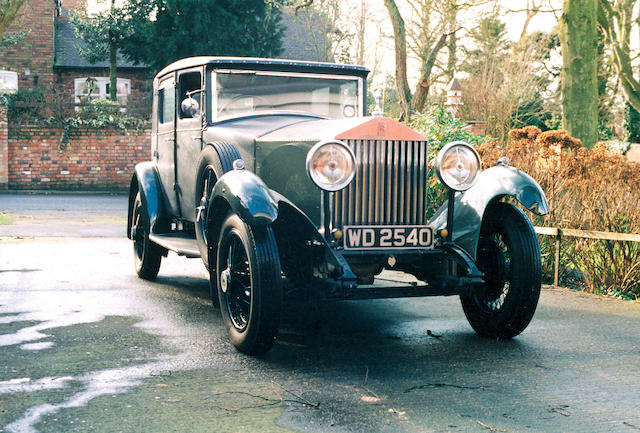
[1,193,640,433]
[0,193,126,237]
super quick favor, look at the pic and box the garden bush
[409,106,485,217]
[479,126,640,299]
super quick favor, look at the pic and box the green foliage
[0,0,27,39]
[50,99,147,151]
[5,87,47,120]
[511,96,553,132]
[597,28,617,140]
[410,105,485,150]
[72,1,145,101]
[120,0,284,73]
[462,15,509,75]
[625,103,640,142]
[0,30,25,46]
[72,5,122,65]
[409,105,485,217]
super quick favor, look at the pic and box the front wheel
[216,214,282,355]
[460,202,541,339]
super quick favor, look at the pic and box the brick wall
[0,108,7,189]
[6,122,151,190]
[0,0,56,90]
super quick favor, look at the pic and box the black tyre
[131,192,162,280]
[460,202,541,339]
[216,214,282,355]
[194,144,241,270]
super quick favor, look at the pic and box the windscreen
[214,71,361,120]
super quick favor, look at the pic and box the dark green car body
[127,57,549,354]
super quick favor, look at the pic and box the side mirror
[181,97,200,118]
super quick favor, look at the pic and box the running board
[149,233,201,258]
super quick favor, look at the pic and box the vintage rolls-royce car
[127,57,549,355]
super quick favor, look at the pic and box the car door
[175,68,204,221]
[155,74,180,216]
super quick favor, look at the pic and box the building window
[74,77,131,109]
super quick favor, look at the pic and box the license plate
[343,225,434,250]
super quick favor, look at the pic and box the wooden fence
[534,226,640,286]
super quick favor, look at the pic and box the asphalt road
[1,193,639,433]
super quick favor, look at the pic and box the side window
[158,85,175,124]
[178,71,202,119]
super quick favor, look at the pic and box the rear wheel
[131,192,162,280]
[460,202,541,339]
[216,214,282,355]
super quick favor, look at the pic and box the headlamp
[306,140,356,191]
[435,141,481,191]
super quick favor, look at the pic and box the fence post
[554,229,561,287]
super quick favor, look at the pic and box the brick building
[0,1,333,191]
[0,0,150,112]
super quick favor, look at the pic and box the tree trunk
[383,0,412,120]
[444,2,458,81]
[109,31,117,102]
[561,0,599,147]
[357,0,366,65]
[412,31,450,113]
[598,0,640,114]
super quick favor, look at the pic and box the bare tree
[384,0,497,120]
[383,0,465,120]
[503,0,561,42]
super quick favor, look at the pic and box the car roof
[155,57,370,80]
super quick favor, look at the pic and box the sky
[85,0,564,86]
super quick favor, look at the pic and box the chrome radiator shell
[332,139,429,227]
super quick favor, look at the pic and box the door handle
[190,135,201,140]
[164,137,174,142]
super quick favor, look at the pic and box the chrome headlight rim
[306,139,356,192]
[435,141,482,191]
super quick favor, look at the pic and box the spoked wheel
[216,214,282,355]
[131,192,162,280]
[460,202,541,339]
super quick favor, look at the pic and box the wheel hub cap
[220,268,231,294]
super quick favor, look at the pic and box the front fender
[127,162,166,238]
[429,165,549,258]
[210,169,278,227]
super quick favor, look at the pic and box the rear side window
[158,86,175,124]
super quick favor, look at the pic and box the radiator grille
[332,139,429,227]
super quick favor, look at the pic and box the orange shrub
[478,128,640,299]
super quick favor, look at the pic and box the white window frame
[74,77,132,110]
